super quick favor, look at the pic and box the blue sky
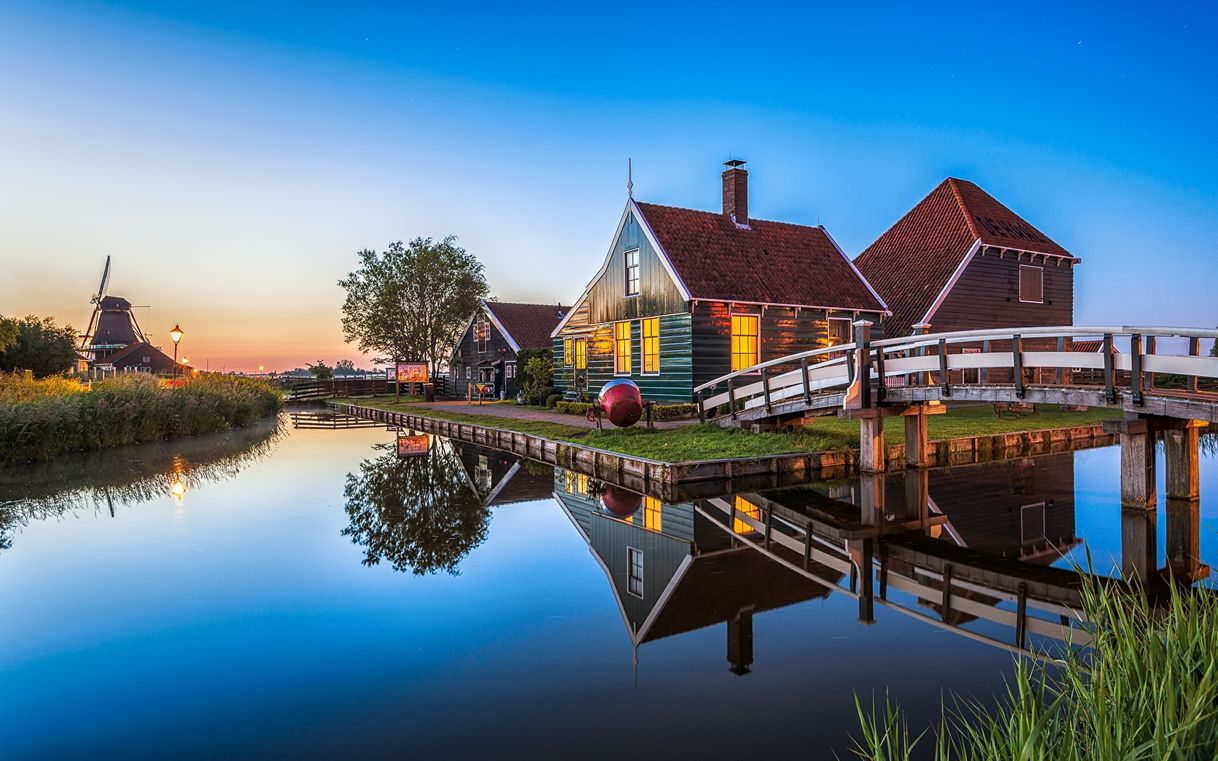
[1,1,1215,369]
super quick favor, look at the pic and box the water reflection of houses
[450,442,555,508]
[552,470,839,674]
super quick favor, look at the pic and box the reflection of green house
[552,471,832,671]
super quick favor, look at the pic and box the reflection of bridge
[695,324,1215,510]
[554,451,1211,670]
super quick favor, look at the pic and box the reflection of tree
[0,417,282,552]
[342,441,490,576]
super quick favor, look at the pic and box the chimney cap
[724,159,747,169]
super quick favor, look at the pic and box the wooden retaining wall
[330,402,1118,500]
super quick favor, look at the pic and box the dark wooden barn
[552,161,889,402]
[449,300,569,400]
[854,178,1079,338]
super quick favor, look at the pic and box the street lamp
[170,324,184,382]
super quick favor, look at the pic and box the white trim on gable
[481,301,522,353]
[551,200,691,338]
[920,238,983,327]
[819,226,891,315]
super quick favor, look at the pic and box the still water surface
[1,412,1215,759]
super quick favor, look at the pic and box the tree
[338,237,488,381]
[341,442,490,575]
[335,359,356,376]
[0,316,17,354]
[0,315,77,377]
[307,360,334,380]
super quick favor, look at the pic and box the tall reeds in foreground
[849,572,1218,760]
[0,373,283,464]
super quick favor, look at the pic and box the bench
[993,401,1035,418]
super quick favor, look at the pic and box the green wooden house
[551,161,889,402]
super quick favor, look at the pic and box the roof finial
[627,157,634,199]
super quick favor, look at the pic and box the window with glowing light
[641,318,660,374]
[644,496,662,532]
[614,321,632,375]
[730,314,760,372]
[733,495,761,534]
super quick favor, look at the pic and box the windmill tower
[80,257,148,364]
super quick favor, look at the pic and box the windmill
[80,257,149,363]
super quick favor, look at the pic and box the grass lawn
[810,403,1124,445]
[332,397,1121,463]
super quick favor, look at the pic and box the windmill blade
[80,304,101,350]
[93,255,111,303]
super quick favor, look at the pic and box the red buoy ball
[599,379,644,428]
[601,484,643,517]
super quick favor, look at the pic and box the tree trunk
[394,355,400,401]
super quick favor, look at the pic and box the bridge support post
[1164,421,1203,501]
[901,404,945,468]
[903,468,930,526]
[1103,418,1157,510]
[859,414,885,473]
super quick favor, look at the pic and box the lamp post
[170,324,184,382]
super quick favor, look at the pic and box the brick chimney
[722,159,748,225]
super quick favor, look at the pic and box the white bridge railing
[694,325,1218,422]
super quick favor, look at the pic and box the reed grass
[848,570,1218,760]
[0,373,283,464]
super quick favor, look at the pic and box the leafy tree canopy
[307,360,334,380]
[338,237,488,372]
[0,315,77,378]
[342,441,490,575]
[0,316,17,354]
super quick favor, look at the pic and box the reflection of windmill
[80,256,150,363]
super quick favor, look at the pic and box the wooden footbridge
[695,324,1216,508]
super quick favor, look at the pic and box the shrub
[528,384,557,406]
[544,392,563,408]
[652,403,698,420]
[555,401,593,415]
[0,372,283,465]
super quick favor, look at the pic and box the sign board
[396,433,431,458]
[395,362,428,384]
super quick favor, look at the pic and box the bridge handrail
[872,325,1218,350]
[692,344,855,395]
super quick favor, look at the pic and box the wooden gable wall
[931,249,1074,333]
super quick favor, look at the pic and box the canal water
[1,412,1215,760]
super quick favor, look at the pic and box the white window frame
[465,366,471,380]
[640,317,661,376]
[624,248,640,298]
[505,361,515,380]
[613,320,632,376]
[626,546,644,598]
[1018,265,1044,304]
[476,320,489,353]
[1020,502,1047,544]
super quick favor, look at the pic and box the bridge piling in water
[1165,421,1204,501]
[1104,417,1158,510]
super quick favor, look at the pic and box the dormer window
[624,249,640,297]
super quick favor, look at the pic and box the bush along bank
[0,373,283,465]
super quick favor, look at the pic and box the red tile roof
[1070,340,1117,353]
[634,201,887,312]
[485,301,569,350]
[854,178,1072,336]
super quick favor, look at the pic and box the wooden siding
[449,307,520,400]
[930,249,1074,334]
[553,312,694,402]
[582,209,688,324]
[691,301,886,389]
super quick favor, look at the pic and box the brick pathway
[416,400,698,430]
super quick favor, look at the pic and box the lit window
[733,495,761,534]
[564,338,573,367]
[624,249,640,297]
[644,496,662,532]
[730,314,760,372]
[614,321,631,375]
[1019,265,1043,304]
[574,338,587,370]
[475,320,489,353]
[641,318,660,374]
[627,547,644,598]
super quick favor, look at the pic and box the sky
[1,1,1216,372]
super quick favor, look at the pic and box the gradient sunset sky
[2,2,1215,372]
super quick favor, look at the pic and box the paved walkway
[415,400,699,430]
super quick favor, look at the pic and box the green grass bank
[0,373,283,465]
[333,397,1121,463]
